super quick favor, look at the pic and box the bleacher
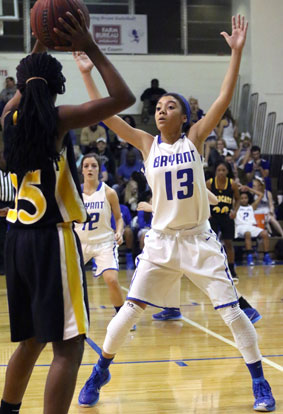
[233,83,283,261]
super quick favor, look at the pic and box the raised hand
[73,51,94,73]
[53,10,94,52]
[221,15,248,52]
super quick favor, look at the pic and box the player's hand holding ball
[53,10,94,52]
[31,0,95,52]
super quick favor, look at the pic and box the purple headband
[167,92,191,127]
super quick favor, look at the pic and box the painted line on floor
[182,315,283,373]
[120,284,283,373]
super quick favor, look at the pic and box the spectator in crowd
[244,145,272,191]
[217,108,238,151]
[189,96,204,123]
[140,78,166,123]
[235,186,273,266]
[252,177,283,237]
[114,149,143,196]
[216,138,234,158]
[124,178,139,217]
[235,133,252,183]
[111,115,142,164]
[0,77,17,116]
[94,137,116,185]
[225,153,240,182]
[206,161,240,282]
[80,122,108,154]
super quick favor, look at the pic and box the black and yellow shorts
[5,223,89,343]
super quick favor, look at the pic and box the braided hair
[6,52,66,174]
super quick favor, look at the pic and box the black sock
[228,263,237,277]
[0,400,21,414]
[239,296,252,309]
[114,306,122,313]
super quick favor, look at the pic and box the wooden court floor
[0,264,283,413]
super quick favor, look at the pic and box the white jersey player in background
[75,16,276,412]
[75,153,125,315]
[235,185,273,266]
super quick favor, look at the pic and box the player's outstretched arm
[190,15,248,147]
[73,51,154,159]
[53,11,135,134]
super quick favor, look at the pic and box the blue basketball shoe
[253,378,276,411]
[152,308,182,321]
[243,307,262,324]
[78,365,111,407]
[262,253,274,266]
[247,253,255,266]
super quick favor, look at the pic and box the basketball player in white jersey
[76,16,276,412]
[75,153,125,315]
[235,186,273,266]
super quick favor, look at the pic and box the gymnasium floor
[0,263,282,413]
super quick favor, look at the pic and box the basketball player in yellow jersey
[0,10,135,414]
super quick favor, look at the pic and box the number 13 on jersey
[165,168,194,200]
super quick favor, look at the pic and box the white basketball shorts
[127,222,238,310]
[81,240,119,277]
[235,224,263,239]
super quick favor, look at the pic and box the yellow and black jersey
[3,110,87,228]
[209,177,233,216]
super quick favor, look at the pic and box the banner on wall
[90,14,147,54]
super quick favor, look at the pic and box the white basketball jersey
[144,135,210,231]
[235,205,256,226]
[75,182,114,244]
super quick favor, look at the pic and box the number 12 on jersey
[165,168,194,200]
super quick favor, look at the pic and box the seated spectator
[114,149,143,196]
[216,138,234,158]
[235,186,273,266]
[111,115,142,164]
[217,108,239,151]
[111,203,135,270]
[140,78,166,123]
[0,77,17,116]
[189,96,204,123]
[204,139,232,179]
[225,153,239,182]
[252,177,283,237]
[235,134,252,183]
[244,145,272,191]
[94,137,116,185]
[124,179,139,217]
[80,122,108,154]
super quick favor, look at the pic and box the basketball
[30,0,90,49]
